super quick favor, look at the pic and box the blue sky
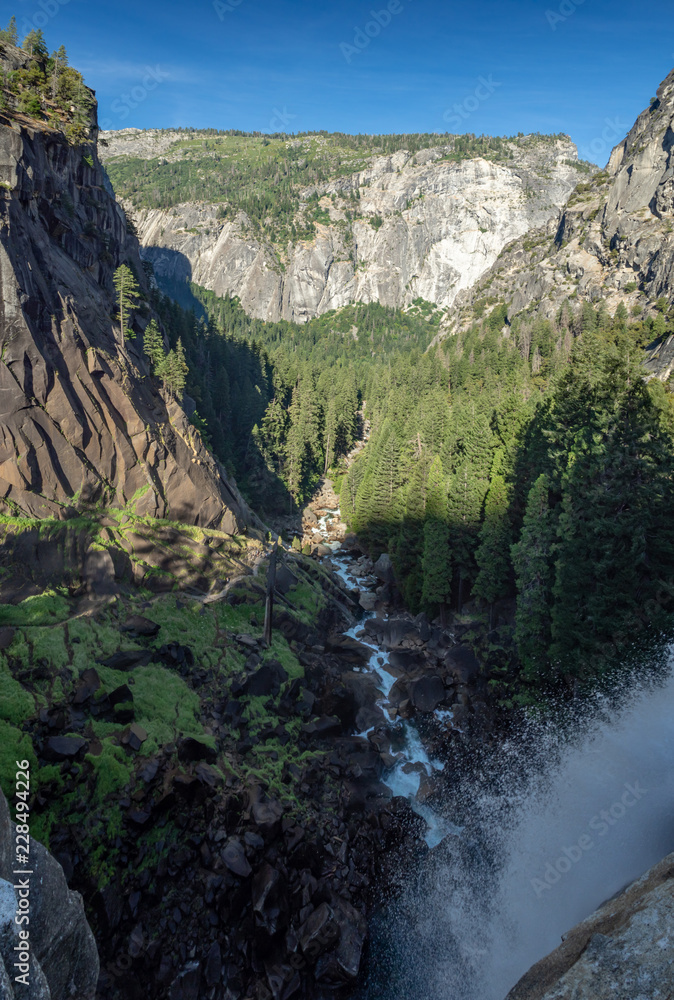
[8,0,674,163]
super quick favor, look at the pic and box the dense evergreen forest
[153,269,674,697]
[343,298,674,697]
[153,284,439,511]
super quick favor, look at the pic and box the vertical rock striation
[0,43,246,531]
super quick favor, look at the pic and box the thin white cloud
[78,59,197,85]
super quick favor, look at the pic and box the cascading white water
[358,659,674,1000]
[321,522,674,998]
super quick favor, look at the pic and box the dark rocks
[325,635,372,663]
[243,659,289,698]
[178,738,217,763]
[119,615,160,638]
[98,649,151,671]
[168,962,201,1000]
[123,723,148,752]
[108,684,133,708]
[251,864,287,935]
[445,645,481,684]
[204,942,222,988]
[73,667,101,705]
[234,633,258,649]
[251,797,284,839]
[159,643,194,669]
[298,903,340,961]
[373,553,395,585]
[45,735,88,760]
[314,898,367,986]
[410,676,446,713]
[301,715,342,737]
[221,839,252,878]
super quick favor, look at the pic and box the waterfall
[356,657,674,1000]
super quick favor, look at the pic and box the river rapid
[314,503,674,1000]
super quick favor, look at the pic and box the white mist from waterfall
[360,660,674,1000]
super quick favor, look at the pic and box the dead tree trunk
[263,541,278,647]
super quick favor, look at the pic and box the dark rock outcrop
[0,788,99,999]
[0,40,246,531]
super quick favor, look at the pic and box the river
[316,504,674,1000]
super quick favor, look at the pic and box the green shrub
[0,722,36,801]
[0,662,34,725]
[0,591,70,627]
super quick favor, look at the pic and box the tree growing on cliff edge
[143,319,166,372]
[157,338,189,400]
[0,17,18,46]
[113,264,141,340]
[22,29,47,60]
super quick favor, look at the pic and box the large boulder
[0,789,99,999]
[373,553,395,585]
[409,676,446,713]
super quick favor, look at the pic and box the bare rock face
[0,788,99,999]
[0,69,246,531]
[451,67,674,342]
[507,852,674,1000]
[101,132,581,323]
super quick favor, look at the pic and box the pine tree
[393,456,430,612]
[512,474,556,682]
[22,30,47,59]
[113,264,141,340]
[421,456,452,623]
[547,337,674,684]
[143,319,166,372]
[285,385,306,502]
[474,451,512,617]
[50,45,68,100]
[0,16,18,45]
[157,338,189,399]
[323,397,337,475]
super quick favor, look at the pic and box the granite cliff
[507,852,674,1000]
[449,67,674,342]
[0,40,246,532]
[100,129,583,323]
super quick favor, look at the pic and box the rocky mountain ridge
[0,39,246,531]
[449,67,674,336]
[100,130,584,323]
